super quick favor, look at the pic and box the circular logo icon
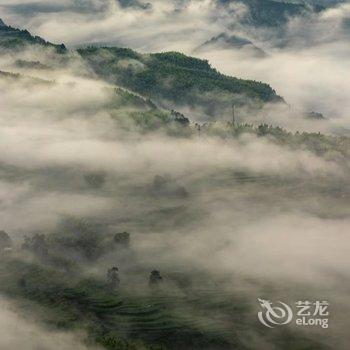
[258,298,293,328]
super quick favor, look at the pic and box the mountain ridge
[0,18,66,52]
[0,19,284,119]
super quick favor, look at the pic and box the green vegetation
[78,48,283,116]
[202,122,350,160]
[0,18,283,116]
[0,20,66,52]
[0,212,334,350]
[15,59,50,70]
[0,69,53,85]
[0,251,329,350]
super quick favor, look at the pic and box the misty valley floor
[0,163,349,349]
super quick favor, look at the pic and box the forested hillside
[0,18,66,51]
[0,18,283,118]
[78,48,282,117]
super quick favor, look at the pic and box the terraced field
[0,256,330,350]
[0,257,240,349]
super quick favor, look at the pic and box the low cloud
[1,1,349,130]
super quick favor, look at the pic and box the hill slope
[0,18,66,52]
[78,48,283,117]
[0,18,284,119]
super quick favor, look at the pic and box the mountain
[78,48,282,118]
[196,33,267,57]
[0,18,66,52]
[0,18,282,119]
